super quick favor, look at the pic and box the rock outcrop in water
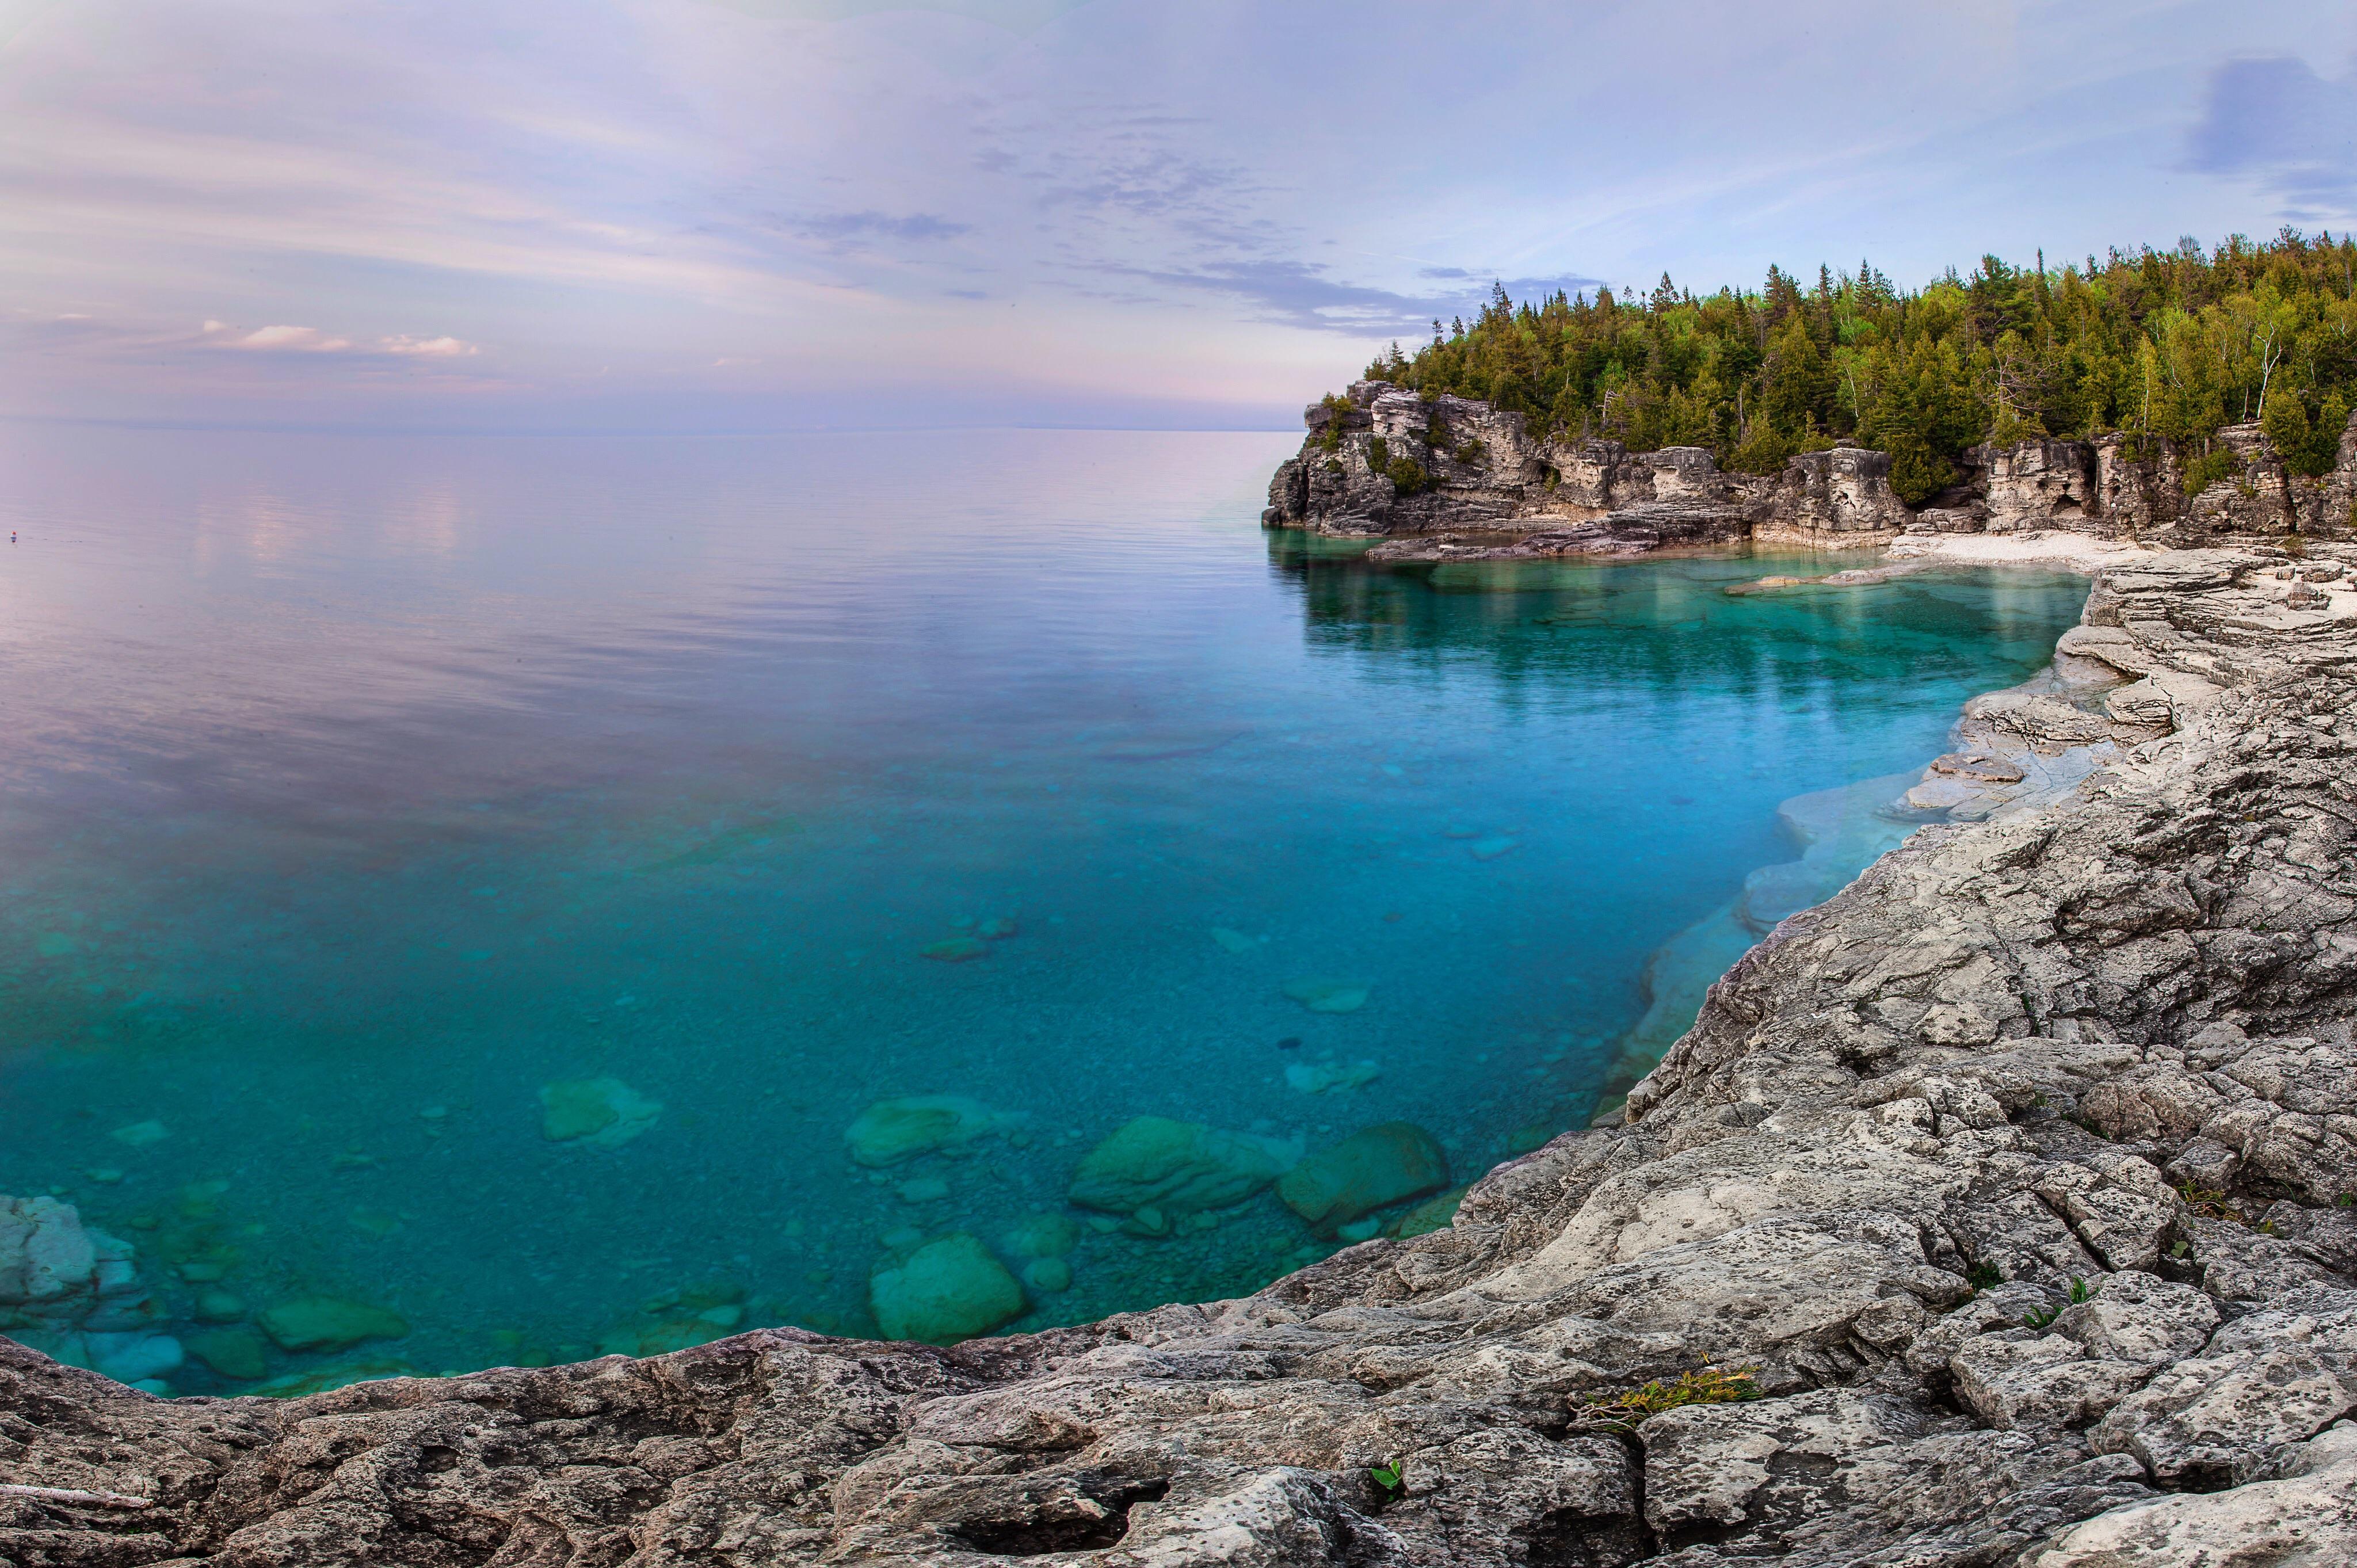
[1266,381,2357,560]
[5,548,2357,1566]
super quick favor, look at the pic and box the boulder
[1067,1117,1296,1216]
[844,1096,1021,1166]
[2090,1346,2356,1485]
[0,1196,144,1330]
[1276,1122,1450,1236]
[257,1297,411,1353]
[869,1234,1025,1344]
[538,1077,661,1147]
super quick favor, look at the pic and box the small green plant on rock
[1965,1261,2003,1291]
[1367,1462,1404,1498]
[1386,455,1438,495]
[2176,1182,2245,1224]
[2068,1276,2099,1304]
[1577,1365,1760,1430]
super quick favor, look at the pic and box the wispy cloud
[798,210,971,243]
[1097,258,1608,336]
[200,321,481,357]
[2186,53,2357,215]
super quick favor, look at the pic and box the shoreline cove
[9,527,2356,1562]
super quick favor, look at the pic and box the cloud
[216,323,354,352]
[2186,54,2357,212]
[201,321,480,357]
[382,335,480,357]
[798,210,971,242]
[1106,257,1608,336]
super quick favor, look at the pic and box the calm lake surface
[0,426,2085,1390]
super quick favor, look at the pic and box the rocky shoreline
[1,538,2351,1565]
[1267,380,2357,559]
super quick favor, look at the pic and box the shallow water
[0,426,2086,1390]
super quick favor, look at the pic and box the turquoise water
[0,426,2085,1391]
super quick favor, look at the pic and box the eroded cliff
[1265,381,2357,562]
[5,547,2355,1566]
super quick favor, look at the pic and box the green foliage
[1966,1261,2003,1291]
[1311,392,1352,453]
[1356,231,2357,488]
[1386,455,1437,494]
[2068,1276,2100,1304]
[1367,1463,1404,1496]
[1367,436,1389,470]
[2177,1182,2245,1223]
[2181,448,2243,497]
[1452,438,1488,466]
[1579,1365,1760,1429]
[2023,1303,2059,1329]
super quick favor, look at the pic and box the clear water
[0,426,2086,1390]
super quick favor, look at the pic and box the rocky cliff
[1267,381,2357,560]
[5,547,2355,1566]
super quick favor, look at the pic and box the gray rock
[2089,1345,2355,1484]
[2035,1421,2357,1565]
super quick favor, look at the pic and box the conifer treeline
[1361,231,2357,503]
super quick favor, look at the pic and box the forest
[1359,231,2357,504]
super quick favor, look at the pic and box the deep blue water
[0,426,2085,1390]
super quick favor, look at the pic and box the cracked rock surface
[5,547,2356,1566]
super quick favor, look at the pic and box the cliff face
[1267,381,2357,559]
[6,549,2356,1567]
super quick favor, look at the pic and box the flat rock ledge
[7,548,2357,1567]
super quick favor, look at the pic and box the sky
[3,0,2355,433]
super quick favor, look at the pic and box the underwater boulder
[257,1297,410,1353]
[188,1326,269,1381]
[18,1327,184,1386]
[1277,1123,1450,1237]
[251,1360,415,1398]
[869,1233,1025,1344]
[1393,1186,1468,1238]
[1282,978,1368,1013]
[539,1077,662,1147]
[1067,1117,1299,1216]
[844,1095,1021,1166]
[0,1195,148,1330]
[998,1212,1081,1260]
[1021,1257,1072,1293]
[920,936,990,962]
[1284,1058,1380,1094]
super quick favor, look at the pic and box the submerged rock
[250,1359,415,1398]
[0,1196,150,1333]
[257,1298,410,1353]
[1393,1185,1467,1237]
[1210,926,1257,952]
[844,1095,1023,1166]
[1280,977,1368,1013]
[869,1234,1025,1344]
[998,1213,1081,1260]
[919,935,990,962]
[1067,1117,1298,1216]
[1276,1121,1450,1236]
[538,1077,662,1147]
[187,1327,269,1381]
[1020,1258,1072,1294]
[1283,1057,1380,1094]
